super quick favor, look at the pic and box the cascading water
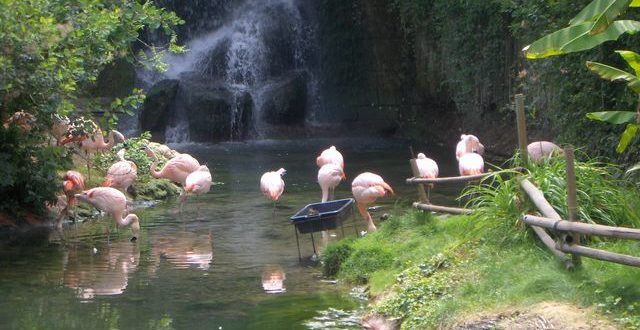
[140,0,319,143]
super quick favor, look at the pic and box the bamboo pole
[409,159,429,203]
[407,172,490,184]
[522,215,640,240]
[564,146,581,266]
[406,168,525,185]
[413,202,474,215]
[515,94,528,165]
[559,243,640,268]
[519,178,573,268]
[520,178,562,219]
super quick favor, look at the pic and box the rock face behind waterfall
[140,79,179,142]
[261,71,308,125]
[142,75,254,143]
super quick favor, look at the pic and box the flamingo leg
[357,203,377,232]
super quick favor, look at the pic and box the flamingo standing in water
[455,134,485,161]
[103,149,138,198]
[318,163,345,202]
[316,146,344,169]
[182,165,213,209]
[56,170,86,229]
[145,146,200,187]
[351,172,394,232]
[75,187,140,241]
[260,168,286,210]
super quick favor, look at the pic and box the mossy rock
[135,179,181,201]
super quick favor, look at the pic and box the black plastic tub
[290,198,354,234]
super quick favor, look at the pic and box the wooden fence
[406,93,640,269]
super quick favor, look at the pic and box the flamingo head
[417,153,426,159]
[63,171,85,192]
[277,168,286,176]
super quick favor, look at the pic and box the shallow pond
[0,138,463,329]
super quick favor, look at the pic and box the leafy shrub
[462,153,640,244]
[0,127,71,216]
[340,246,394,284]
[321,239,354,277]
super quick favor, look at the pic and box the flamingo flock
[45,113,543,242]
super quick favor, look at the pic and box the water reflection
[261,265,286,293]
[63,241,140,300]
[150,230,213,271]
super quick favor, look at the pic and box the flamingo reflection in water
[149,231,213,271]
[262,265,286,293]
[63,241,140,300]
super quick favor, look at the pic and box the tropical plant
[524,0,640,154]
[0,0,184,216]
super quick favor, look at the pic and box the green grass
[322,155,640,329]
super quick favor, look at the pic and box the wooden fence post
[564,146,582,266]
[515,94,528,165]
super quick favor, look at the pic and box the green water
[0,138,459,329]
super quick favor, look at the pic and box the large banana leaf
[586,110,637,123]
[615,50,640,76]
[524,20,640,59]
[617,123,639,152]
[586,60,640,93]
[569,0,631,33]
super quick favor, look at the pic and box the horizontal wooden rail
[413,202,474,215]
[559,243,640,267]
[407,168,525,185]
[523,215,640,241]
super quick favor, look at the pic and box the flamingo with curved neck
[75,187,140,241]
[351,172,394,232]
[145,147,200,187]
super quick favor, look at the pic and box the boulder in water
[140,79,180,142]
[260,71,308,125]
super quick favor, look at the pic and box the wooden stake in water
[515,94,528,165]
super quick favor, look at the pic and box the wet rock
[260,71,308,125]
[135,179,181,201]
[140,79,180,142]
[176,76,253,142]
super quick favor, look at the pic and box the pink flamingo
[75,187,140,241]
[260,168,286,203]
[56,170,86,229]
[458,152,484,176]
[351,172,394,232]
[182,165,212,208]
[415,153,439,179]
[527,141,562,162]
[103,149,138,198]
[145,147,201,187]
[316,146,344,169]
[318,163,345,202]
[455,134,485,161]
[3,110,36,132]
[60,120,125,180]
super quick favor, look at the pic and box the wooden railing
[406,93,640,269]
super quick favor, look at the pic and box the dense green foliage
[462,153,640,244]
[0,0,183,216]
[383,0,640,162]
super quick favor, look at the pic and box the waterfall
[140,0,319,143]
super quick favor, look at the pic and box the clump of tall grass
[461,151,640,244]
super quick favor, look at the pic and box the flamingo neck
[357,203,376,231]
[113,213,140,238]
[148,151,162,178]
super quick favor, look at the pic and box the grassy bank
[323,157,640,329]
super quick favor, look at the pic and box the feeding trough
[290,198,357,260]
